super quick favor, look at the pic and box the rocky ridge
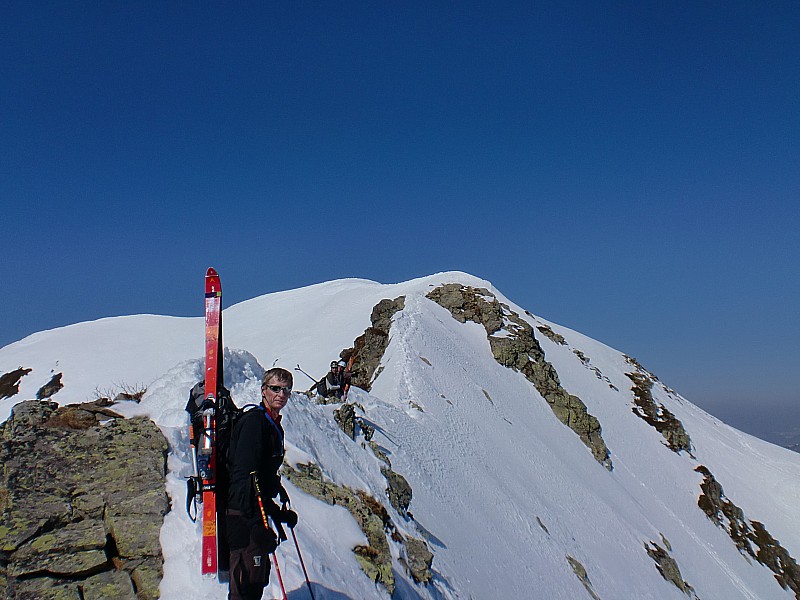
[309,295,432,591]
[426,283,612,468]
[696,466,800,599]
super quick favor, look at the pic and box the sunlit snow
[1,272,798,600]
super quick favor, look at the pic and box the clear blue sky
[2,2,798,441]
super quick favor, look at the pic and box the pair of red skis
[198,267,223,577]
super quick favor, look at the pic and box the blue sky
[2,2,798,441]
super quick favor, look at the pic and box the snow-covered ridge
[2,272,799,599]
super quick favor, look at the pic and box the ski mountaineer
[225,367,298,600]
[318,360,348,400]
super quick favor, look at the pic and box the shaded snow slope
[2,271,798,599]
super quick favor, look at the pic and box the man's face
[262,378,292,413]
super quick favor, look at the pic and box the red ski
[199,267,223,576]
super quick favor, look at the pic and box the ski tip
[206,267,219,277]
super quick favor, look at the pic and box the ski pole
[251,472,288,600]
[271,552,288,600]
[291,527,316,600]
[294,365,316,383]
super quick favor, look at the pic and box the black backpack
[185,382,258,519]
[185,380,238,451]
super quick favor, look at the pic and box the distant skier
[225,367,298,600]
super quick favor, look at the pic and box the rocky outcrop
[0,369,32,401]
[332,401,414,520]
[0,400,168,600]
[381,468,412,518]
[537,324,566,345]
[572,350,618,390]
[427,284,611,469]
[645,540,698,598]
[625,366,692,455]
[566,555,601,600]
[334,403,357,440]
[35,373,63,400]
[401,536,433,585]
[343,297,405,392]
[333,403,375,443]
[696,466,800,599]
[284,462,431,592]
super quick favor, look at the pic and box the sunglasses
[264,384,292,395]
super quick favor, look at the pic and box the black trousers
[226,511,275,600]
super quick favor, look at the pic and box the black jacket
[226,405,285,519]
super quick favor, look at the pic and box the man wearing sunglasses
[225,367,298,600]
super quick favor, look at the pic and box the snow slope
[2,272,798,599]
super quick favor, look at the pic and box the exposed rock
[334,403,376,444]
[427,284,612,469]
[381,467,412,518]
[368,441,391,467]
[0,400,168,600]
[0,368,32,400]
[626,369,692,454]
[9,520,108,577]
[537,324,566,345]
[334,403,357,440]
[402,535,433,584]
[343,297,405,392]
[44,398,124,430]
[284,462,396,593]
[6,576,77,600]
[35,373,64,400]
[696,465,800,599]
[359,419,375,441]
[537,517,549,535]
[428,284,505,333]
[81,569,137,600]
[573,350,618,390]
[566,555,601,600]
[645,541,698,598]
[285,461,433,591]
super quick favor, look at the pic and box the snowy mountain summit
[1,272,799,600]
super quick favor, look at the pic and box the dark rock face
[0,400,169,600]
[35,373,64,400]
[537,324,566,345]
[401,536,433,585]
[427,284,612,469]
[625,369,692,454]
[334,403,357,440]
[566,555,601,600]
[345,297,406,391]
[0,369,32,401]
[696,466,800,599]
[380,468,412,518]
[572,349,618,390]
[645,541,698,598]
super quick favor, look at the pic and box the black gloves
[277,508,298,529]
[252,520,278,554]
